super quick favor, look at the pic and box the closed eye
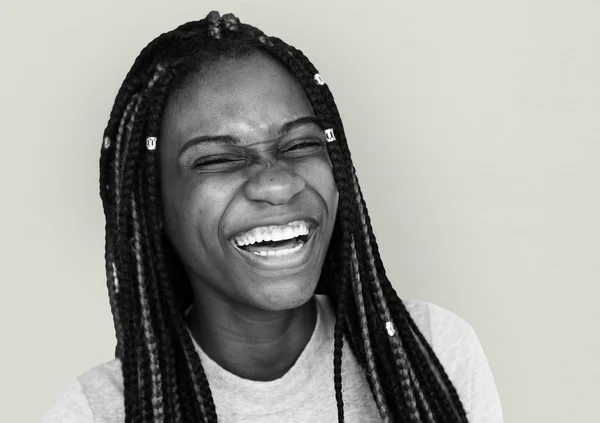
[196,157,236,166]
[192,155,248,172]
[287,141,320,150]
[281,138,324,157]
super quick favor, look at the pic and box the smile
[231,219,317,261]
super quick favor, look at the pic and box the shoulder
[401,299,482,381]
[43,358,125,423]
[402,299,504,422]
[402,299,479,353]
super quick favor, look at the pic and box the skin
[159,53,339,381]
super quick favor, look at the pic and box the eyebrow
[179,116,321,156]
[278,116,321,136]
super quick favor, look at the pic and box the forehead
[160,53,314,146]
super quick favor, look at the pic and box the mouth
[231,219,317,259]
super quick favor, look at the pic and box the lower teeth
[251,241,304,257]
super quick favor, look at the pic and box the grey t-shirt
[43,296,503,422]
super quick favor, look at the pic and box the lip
[230,223,319,270]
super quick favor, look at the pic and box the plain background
[1,0,598,421]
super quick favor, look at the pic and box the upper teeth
[234,220,310,247]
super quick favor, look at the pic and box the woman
[44,11,503,423]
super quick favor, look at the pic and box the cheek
[296,155,338,208]
[188,179,232,232]
[161,181,186,236]
[162,174,237,241]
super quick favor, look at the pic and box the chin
[251,279,318,312]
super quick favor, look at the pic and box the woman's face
[159,53,338,312]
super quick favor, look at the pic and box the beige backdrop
[1,0,599,421]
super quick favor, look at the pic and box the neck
[186,291,317,381]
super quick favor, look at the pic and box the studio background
[1,0,598,421]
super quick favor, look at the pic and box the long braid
[100,139,122,359]
[122,73,165,422]
[137,159,183,423]
[100,11,470,423]
[352,168,468,422]
[132,194,165,422]
[112,93,143,422]
[356,165,468,421]
[348,168,431,422]
[328,145,354,423]
[132,197,160,421]
[103,66,176,421]
[348,235,391,422]
[101,91,141,360]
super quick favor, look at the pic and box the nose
[244,165,306,205]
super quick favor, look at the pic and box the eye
[192,155,248,172]
[281,138,324,158]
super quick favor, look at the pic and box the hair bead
[146,137,157,151]
[325,128,336,142]
[111,261,119,293]
[103,136,111,149]
[385,321,396,337]
[314,73,325,85]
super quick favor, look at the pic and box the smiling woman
[43,10,502,423]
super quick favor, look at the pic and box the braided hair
[99,10,469,423]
